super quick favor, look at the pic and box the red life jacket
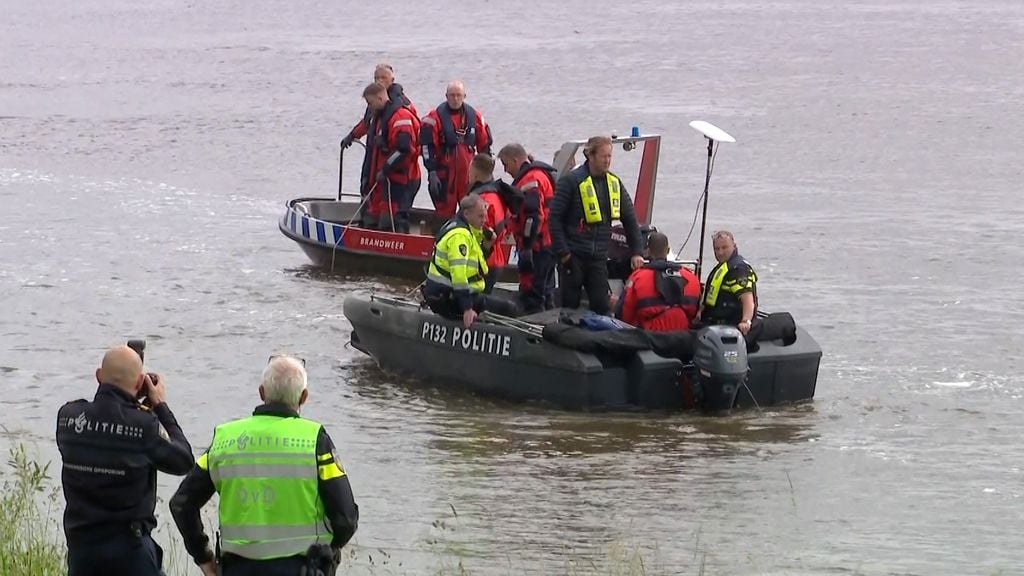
[511,161,558,251]
[369,106,421,185]
[470,181,511,269]
[622,262,700,332]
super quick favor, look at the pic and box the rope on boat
[478,312,545,338]
[330,181,379,274]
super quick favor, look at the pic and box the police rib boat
[279,134,663,280]
[342,121,823,414]
[344,294,821,413]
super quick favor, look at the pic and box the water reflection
[339,357,821,464]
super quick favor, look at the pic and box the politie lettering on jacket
[59,412,145,439]
[420,321,512,357]
[210,431,317,452]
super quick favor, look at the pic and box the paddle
[687,120,736,281]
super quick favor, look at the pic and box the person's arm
[315,427,359,549]
[619,276,638,325]
[420,113,440,172]
[519,178,542,252]
[169,449,217,567]
[548,175,574,259]
[722,265,757,332]
[349,114,368,140]
[381,120,414,176]
[617,182,643,257]
[476,111,493,156]
[446,233,475,313]
[145,400,195,476]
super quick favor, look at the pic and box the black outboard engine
[692,325,749,413]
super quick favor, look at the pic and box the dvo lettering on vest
[420,321,511,356]
[237,485,277,507]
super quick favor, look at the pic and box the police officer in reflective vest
[617,232,702,332]
[170,355,358,576]
[548,135,644,315]
[57,344,195,576]
[699,229,759,335]
[422,193,519,328]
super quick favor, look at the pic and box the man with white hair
[340,62,418,152]
[420,80,493,218]
[170,355,359,576]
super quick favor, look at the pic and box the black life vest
[436,103,478,150]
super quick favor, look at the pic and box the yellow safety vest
[578,173,622,224]
[703,259,758,308]
[200,415,342,560]
[427,222,488,293]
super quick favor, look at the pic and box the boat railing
[369,294,424,309]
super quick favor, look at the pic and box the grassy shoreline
[0,444,663,576]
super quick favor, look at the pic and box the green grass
[0,445,670,575]
[0,444,66,575]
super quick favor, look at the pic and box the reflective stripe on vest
[208,416,330,560]
[578,174,621,224]
[703,258,758,307]
[427,223,487,291]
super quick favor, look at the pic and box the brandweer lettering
[360,237,405,251]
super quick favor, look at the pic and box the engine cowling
[692,325,749,412]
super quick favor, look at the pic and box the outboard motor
[692,325,749,413]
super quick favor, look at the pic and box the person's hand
[144,373,166,407]
[199,560,217,576]
[462,309,477,328]
[737,319,752,335]
[340,134,354,149]
[428,172,442,201]
[630,255,645,270]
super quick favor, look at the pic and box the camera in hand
[126,339,157,408]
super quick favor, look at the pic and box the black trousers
[422,283,520,318]
[518,249,557,314]
[558,253,611,315]
[67,533,165,576]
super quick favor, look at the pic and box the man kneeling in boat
[698,230,758,336]
[616,232,701,331]
[422,194,519,328]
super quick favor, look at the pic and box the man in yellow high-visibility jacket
[423,193,519,327]
[170,355,358,576]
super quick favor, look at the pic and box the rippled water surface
[2,0,1023,574]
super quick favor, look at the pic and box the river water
[2,0,1022,574]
